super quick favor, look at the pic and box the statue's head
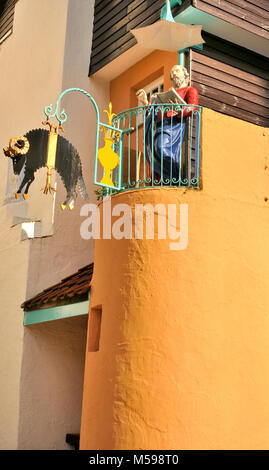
[170,65,190,88]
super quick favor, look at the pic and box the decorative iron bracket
[44,88,133,191]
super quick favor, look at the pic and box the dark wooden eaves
[22,264,93,311]
[89,0,269,76]
[0,0,17,43]
[191,32,269,127]
[89,0,184,76]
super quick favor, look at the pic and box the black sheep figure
[3,128,89,210]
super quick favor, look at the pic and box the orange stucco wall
[110,50,177,115]
[109,50,179,184]
[80,107,269,450]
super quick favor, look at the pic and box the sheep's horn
[9,136,30,156]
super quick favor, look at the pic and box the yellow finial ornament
[104,102,116,127]
[97,102,119,187]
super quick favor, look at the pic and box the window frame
[137,75,164,124]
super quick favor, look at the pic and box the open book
[152,87,187,105]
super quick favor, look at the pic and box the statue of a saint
[136,65,199,183]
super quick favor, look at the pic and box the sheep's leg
[61,187,77,211]
[68,190,78,210]
[22,175,35,200]
[15,174,32,199]
[61,192,72,211]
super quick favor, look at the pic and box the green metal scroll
[44,88,133,191]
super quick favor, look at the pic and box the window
[88,306,102,352]
[137,76,164,106]
[137,76,164,124]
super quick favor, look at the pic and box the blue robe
[145,107,185,183]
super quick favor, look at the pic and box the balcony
[95,103,202,196]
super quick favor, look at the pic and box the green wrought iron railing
[98,103,202,195]
[44,89,202,196]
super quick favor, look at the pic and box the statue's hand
[136,89,148,106]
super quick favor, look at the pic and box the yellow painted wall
[80,108,269,450]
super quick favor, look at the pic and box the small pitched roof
[22,263,93,311]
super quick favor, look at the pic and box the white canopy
[131,19,204,53]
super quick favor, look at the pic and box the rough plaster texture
[80,109,269,450]
[0,0,109,449]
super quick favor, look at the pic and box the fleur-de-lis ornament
[97,102,119,187]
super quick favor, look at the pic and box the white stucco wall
[25,0,109,299]
[0,0,109,449]
[0,0,69,449]
[0,224,30,450]
[18,316,88,450]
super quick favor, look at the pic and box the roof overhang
[175,5,269,59]
[23,296,90,326]
[91,43,156,81]
[92,5,269,81]
[22,263,93,325]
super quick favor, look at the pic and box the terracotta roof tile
[22,263,93,311]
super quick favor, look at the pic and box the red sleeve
[153,87,199,120]
[182,86,199,118]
